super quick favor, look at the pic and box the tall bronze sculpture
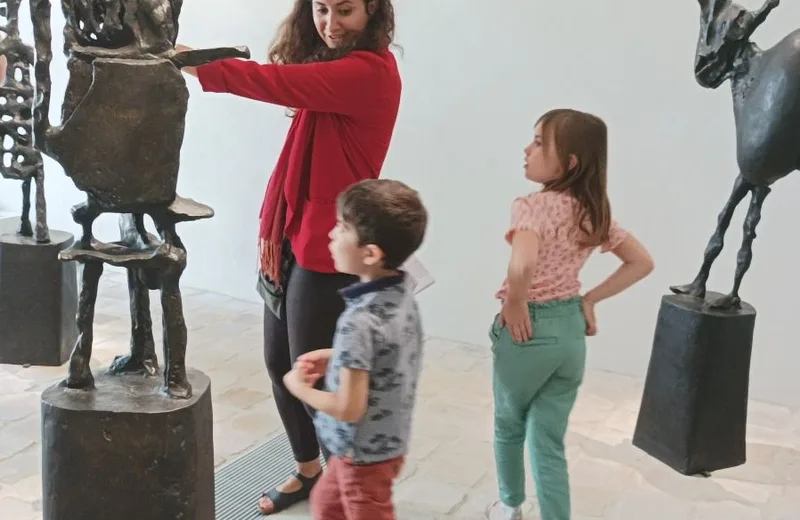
[633,0,789,476]
[0,0,48,242]
[671,0,786,309]
[30,0,248,398]
[0,0,77,367]
[28,1,251,518]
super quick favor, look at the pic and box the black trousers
[263,265,357,463]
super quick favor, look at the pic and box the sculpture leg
[671,174,752,298]
[63,260,103,390]
[709,185,772,309]
[71,199,101,246]
[160,264,190,399]
[108,267,158,375]
[34,167,49,243]
[155,215,190,398]
[18,177,33,237]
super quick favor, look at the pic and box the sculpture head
[694,0,758,88]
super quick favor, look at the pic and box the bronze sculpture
[0,0,49,242]
[29,0,249,397]
[25,3,245,518]
[0,0,78,368]
[671,0,791,309]
[632,0,787,476]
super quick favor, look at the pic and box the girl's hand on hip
[581,297,597,336]
[498,298,532,343]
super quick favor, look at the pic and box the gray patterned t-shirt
[314,272,424,464]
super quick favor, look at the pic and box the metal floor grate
[215,432,325,519]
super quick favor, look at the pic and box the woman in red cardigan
[179,0,401,514]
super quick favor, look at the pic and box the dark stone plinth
[632,292,756,475]
[41,368,215,520]
[0,225,78,366]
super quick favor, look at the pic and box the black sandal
[258,471,321,515]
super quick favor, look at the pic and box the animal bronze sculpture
[0,0,49,242]
[29,0,250,397]
[671,0,793,309]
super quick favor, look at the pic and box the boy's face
[328,215,383,275]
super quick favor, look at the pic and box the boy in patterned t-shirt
[283,179,428,520]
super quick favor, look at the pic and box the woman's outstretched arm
[175,43,390,116]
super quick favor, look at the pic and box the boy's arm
[285,368,369,424]
[286,311,374,422]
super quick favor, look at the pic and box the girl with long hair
[487,109,654,520]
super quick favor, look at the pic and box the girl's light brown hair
[268,0,396,65]
[538,108,611,248]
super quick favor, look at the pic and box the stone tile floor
[1,271,799,519]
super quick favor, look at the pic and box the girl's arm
[584,234,654,304]
[505,230,539,303]
[499,230,539,342]
[177,44,386,116]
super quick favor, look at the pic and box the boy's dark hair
[337,179,427,270]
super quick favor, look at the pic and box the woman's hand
[498,297,532,343]
[174,43,198,77]
[581,296,597,336]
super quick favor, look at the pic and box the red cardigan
[196,49,401,273]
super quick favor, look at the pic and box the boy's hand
[283,369,310,397]
[296,349,332,384]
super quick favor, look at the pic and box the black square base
[0,223,79,366]
[41,369,215,520]
[632,292,756,475]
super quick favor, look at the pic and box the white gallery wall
[1,1,798,406]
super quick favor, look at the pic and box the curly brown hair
[268,0,396,65]
[538,109,612,249]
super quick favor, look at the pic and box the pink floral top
[496,190,628,303]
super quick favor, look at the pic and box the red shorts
[310,455,404,520]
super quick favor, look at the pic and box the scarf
[258,176,287,290]
[258,115,314,290]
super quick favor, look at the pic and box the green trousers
[489,297,586,520]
